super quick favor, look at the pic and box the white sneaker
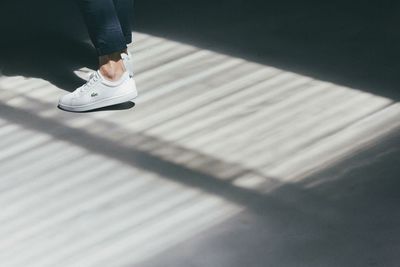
[121,51,134,78]
[58,71,138,112]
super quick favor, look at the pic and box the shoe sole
[58,90,138,112]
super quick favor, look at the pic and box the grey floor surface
[0,32,399,267]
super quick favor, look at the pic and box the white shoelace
[79,72,100,93]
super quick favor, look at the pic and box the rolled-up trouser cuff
[96,43,127,56]
[77,0,133,56]
[95,30,132,56]
[95,29,128,56]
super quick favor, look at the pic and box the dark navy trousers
[76,0,134,56]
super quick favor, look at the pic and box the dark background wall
[0,1,399,99]
[135,0,400,100]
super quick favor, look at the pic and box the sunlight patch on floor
[0,31,399,266]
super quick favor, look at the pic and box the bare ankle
[99,52,125,81]
[99,62,125,81]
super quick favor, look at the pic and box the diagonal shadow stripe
[0,100,342,225]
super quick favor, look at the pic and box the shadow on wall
[0,0,96,91]
[0,0,399,99]
[134,0,400,101]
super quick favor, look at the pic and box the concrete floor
[0,1,399,267]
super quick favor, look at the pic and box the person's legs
[77,0,127,56]
[76,0,130,81]
[58,0,137,112]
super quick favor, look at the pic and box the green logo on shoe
[91,92,98,97]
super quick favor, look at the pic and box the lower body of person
[58,0,137,112]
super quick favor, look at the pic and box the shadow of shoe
[58,101,136,113]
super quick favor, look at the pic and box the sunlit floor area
[0,32,399,267]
